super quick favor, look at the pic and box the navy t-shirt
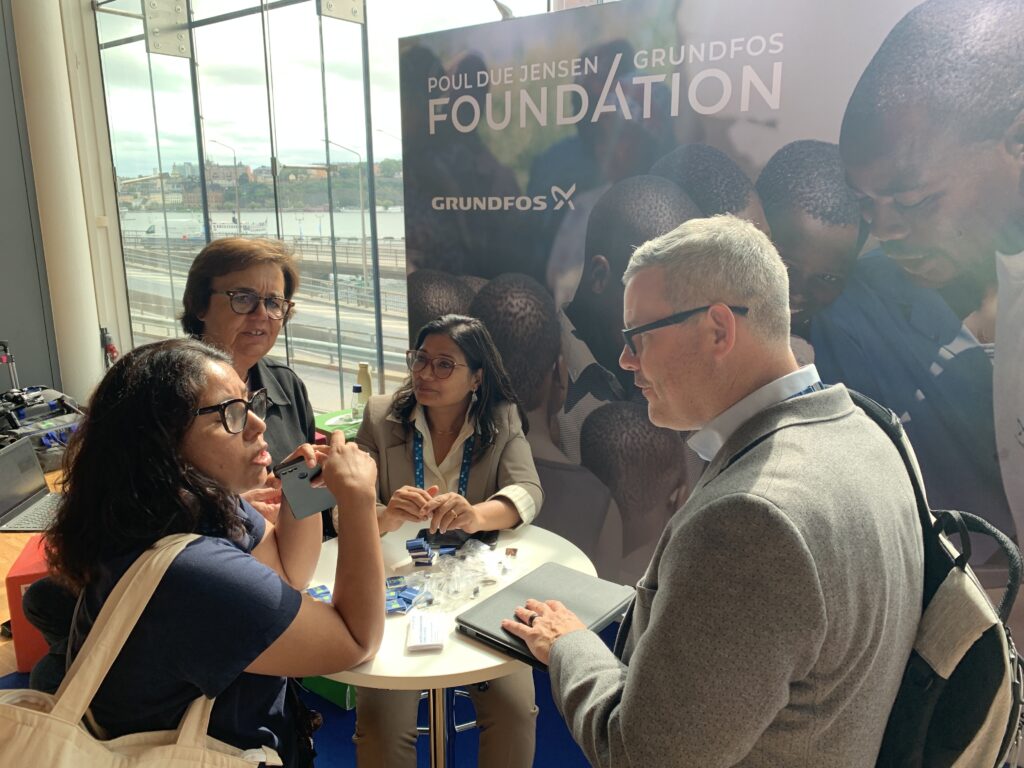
[71,501,303,765]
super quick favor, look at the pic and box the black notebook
[455,561,635,669]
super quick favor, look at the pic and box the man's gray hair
[623,215,791,341]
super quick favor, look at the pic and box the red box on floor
[4,534,50,673]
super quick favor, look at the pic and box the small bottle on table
[356,362,373,404]
[350,384,364,422]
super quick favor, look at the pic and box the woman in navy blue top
[43,338,385,767]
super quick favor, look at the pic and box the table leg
[427,687,451,767]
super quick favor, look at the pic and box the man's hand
[500,598,587,665]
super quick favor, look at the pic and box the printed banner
[399,0,1022,580]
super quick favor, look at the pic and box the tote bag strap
[50,533,199,723]
[175,695,284,765]
[177,695,217,746]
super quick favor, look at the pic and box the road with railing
[121,231,407,281]
[121,234,413,407]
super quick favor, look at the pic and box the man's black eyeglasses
[212,290,294,321]
[195,388,268,434]
[406,350,468,379]
[622,305,749,355]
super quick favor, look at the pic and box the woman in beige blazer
[352,314,543,768]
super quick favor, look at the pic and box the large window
[95,0,547,412]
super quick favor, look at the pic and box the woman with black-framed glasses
[42,338,384,768]
[180,237,321,528]
[23,239,321,697]
[350,314,543,768]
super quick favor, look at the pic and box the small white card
[406,614,445,652]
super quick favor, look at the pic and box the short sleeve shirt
[72,501,303,765]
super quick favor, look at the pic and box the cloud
[99,0,539,175]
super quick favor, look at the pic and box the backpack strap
[848,390,1022,620]
[847,390,933,534]
[961,511,1023,624]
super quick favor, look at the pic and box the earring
[471,390,478,405]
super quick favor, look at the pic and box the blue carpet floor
[297,667,590,767]
[0,671,29,689]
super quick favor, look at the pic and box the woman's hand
[241,477,282,523]
[321,432,377,512]
[270,443,330,521]
[380,485,436,532]
[422,492,481,534]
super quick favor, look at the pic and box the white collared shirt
[410,405,536,524]
[688,365,823,462]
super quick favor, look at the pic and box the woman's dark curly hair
[390,314,526,451]
[44,338,247,591]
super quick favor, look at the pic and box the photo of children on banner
[397,0,1020,588]
[469,272,624,580]
[580,401,689,586]
[755,140,866,340]
[406,268,478,348]
[754,139,865,367]
[755,138,1010,554]
[558,175,701,463]
[651,143,771,235]
[838,0,1022,549]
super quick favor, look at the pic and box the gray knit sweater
[549,385,923,767]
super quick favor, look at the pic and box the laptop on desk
[0,438,62,532]
[455,561,635,669]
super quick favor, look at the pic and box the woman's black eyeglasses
[194,388,268,434]
[212,290,294,321]
[622,305,749,355]
[406,350,468,379]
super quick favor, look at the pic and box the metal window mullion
[98,0,311,50]
[185,0,212,246]
[318,13,346,408]
[92,10,139,349]
[358,8,384,391]
[144,44,179,319]
[260,0,289,363]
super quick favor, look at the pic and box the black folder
[455,561,635,669]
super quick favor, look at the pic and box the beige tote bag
[0,534,283,767]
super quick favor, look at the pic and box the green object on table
[314,409,361,439]
[302,676,357,710]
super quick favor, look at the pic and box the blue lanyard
[788,381,826,400]
[413,430,476,497]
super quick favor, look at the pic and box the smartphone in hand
[274,455,336,519]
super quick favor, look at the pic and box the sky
[98,0,549,177]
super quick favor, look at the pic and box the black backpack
[850,391,1024,767]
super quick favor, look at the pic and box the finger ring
[527,611,539,627]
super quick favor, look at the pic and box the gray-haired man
[504,215,924,766]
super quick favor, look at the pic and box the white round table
[310,521,595,767]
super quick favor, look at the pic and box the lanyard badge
[413,430,476,497]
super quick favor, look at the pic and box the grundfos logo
[431,184,576,212]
